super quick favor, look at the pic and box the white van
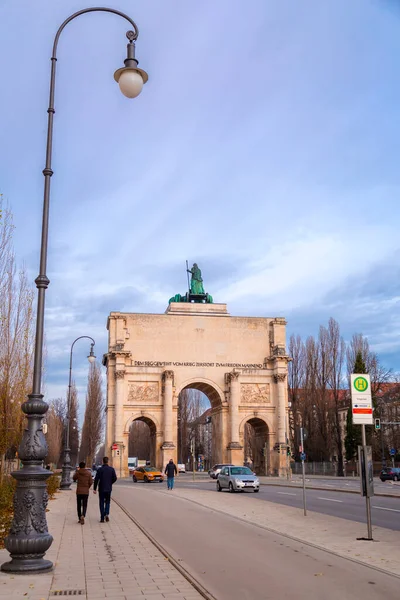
[128,457,138,473]
[177,463,186,473]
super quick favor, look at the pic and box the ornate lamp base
[1,466,53,574]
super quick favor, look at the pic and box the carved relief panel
[128,382,159,404]
[240,383,270,405]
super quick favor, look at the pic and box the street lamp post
[60,336,96,490]
[1,7,147,574]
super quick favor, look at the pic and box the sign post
[300,427,307,516]
[351,374,373,540]
[191,438,195,481]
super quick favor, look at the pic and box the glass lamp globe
[118,69,144,98]
[88,353,96,364]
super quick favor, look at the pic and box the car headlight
[254,479,260,485]
[235,479,244,487]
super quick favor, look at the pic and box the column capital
[226,371,240,384]
[163,370,174,383]
[274,373,287,383]
[115,369,126,380]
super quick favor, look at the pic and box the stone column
[114,369,126,443]
[274,373,287,477]
[161,371,175,465]
[227,372,243,464]
[274,373,287,444]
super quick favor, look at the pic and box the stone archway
[242,417,270,476]
[103,302,290,477]
[177,380,225,469]
[128,416,157,467]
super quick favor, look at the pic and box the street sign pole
[351,374,373,541]
[361,425,373,540]
[300,427,307,516]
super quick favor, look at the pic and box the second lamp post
[60,336,96,490]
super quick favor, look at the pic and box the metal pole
[192,438,195,481]
[361,425,373,540]
[61,336,95,490]
[186,260,191,296]
[300,427,307,516]
[381,423,386,468]
[1,7,142,575]
[264,442,268,476]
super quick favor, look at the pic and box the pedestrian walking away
[93,456,117,522]
[73,461,93,524]
[164,458,178,490]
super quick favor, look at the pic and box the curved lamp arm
[33,7,145,396]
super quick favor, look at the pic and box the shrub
[46,474,60,499]
[0,477,16,549]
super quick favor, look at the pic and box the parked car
[208,464,234,479]
[177,463,186,473]
[132,466,164,483]
[217,465,260,493]
[380,467,400,482]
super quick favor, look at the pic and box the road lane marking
[277,492,296,496]
[372,506,400,513]
[318,497,343,503]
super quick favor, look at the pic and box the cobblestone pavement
[0,490,203,600]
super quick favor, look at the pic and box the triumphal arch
[103,266,290,477]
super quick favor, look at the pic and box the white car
[177,463,186,473]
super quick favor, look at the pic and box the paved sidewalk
[0,490,202,600]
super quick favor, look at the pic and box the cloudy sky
[1,0,400,418]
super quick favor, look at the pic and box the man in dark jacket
[73,461,93,524]
[164,459,178,490]
[93,456,117,522]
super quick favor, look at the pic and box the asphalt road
[169,478,400,530]
[113,483,400,600]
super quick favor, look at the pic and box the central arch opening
[128,416,156,467]
[244,417,269,475]
[177,381,223,471]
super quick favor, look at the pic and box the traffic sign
[112,443,118,450]
[300,452,306,461]
[351,374,373,425]
[390,448,396,456]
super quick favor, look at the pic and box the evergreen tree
[353,351,367,375]
[344,351,365,460]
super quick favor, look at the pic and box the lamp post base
[1,556,53,574]
[60,447,72,490]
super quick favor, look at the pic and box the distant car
[217,466,260,493]
[208,464,234,479]
[132,466,164,483]
[380,467,400,482]
[177,463,186,473]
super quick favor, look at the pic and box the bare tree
[326,318,346,476]
[288,334,306,458]
[79,362,104,466]
[0,199,35,477]
[45,399,65,466]
[128,420,151,459]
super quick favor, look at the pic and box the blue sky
[1,0,400,418]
